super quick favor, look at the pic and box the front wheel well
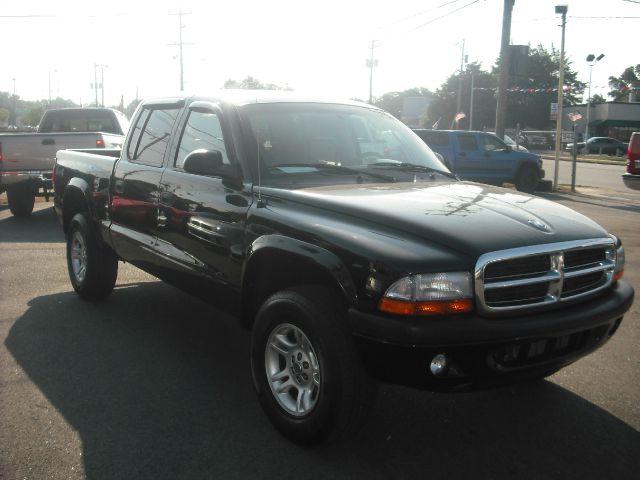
[241,250,349,330]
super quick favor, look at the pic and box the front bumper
[348,281,634,390]
[622,173,640,191]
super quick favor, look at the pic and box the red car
[622,132,640,190]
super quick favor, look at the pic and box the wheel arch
[240,235,358,330]
[61,178,94,235]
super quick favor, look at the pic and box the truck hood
[272,181,609,258]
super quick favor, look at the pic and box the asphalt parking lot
[1,190,638,480]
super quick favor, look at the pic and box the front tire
[515,167,539,194]
[66,213,118,301]
[251,286,375,445]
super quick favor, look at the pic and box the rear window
[39,109,122,134]
[414,130,450,146]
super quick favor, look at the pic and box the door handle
[157,210,168,229]
[42,138,55,146]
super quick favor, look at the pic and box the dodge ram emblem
[528,219,550,232]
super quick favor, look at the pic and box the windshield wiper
[269,163,396,183]
[369,162,457,179]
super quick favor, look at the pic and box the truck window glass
[417,130,449,146]
[480,134,506,151]
[175,111,230,168]
[240,103,443,186]
[131,108,180,167]
[39,109,119,134]
[457,133,478,151]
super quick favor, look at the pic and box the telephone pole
[553,5,568,190]
[495,0,515,139]
[169,9,193,91]
[367,40,379,104]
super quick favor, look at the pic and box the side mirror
[183,149,224,176]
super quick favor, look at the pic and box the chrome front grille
[475,239,616,315]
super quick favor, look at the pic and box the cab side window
[480,134,507,151]
[128,107,180,167]
[457,133,478,151]
[175,111,230,169]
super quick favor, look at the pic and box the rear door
[109,102,182,269]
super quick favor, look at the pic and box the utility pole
[553,5,568,191]
[169,9,193,91]
[367,40,378,104]
[470,74,475,130]
[585,53,604,142]
[456,39,466,117]
[94,63,99,106]
[495,0,515,140]
[100,65,107,107]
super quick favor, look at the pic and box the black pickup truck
[53,92,634,445]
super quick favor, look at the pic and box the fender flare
[61,177,96,232]
[243,234,358,305]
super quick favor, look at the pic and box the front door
[155,102,253,306]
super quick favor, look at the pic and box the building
[570,101,640,141]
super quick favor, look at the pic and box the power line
[376,0,465,31]
[375,0,482,46]
[408,0,482,32]
[569,15,640,18]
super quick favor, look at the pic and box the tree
[0,107,9,124]
[590,93,606,105]
[608,65,640,101]
[428,62,496,130]
[224,76,291,90]
[500,45,585,130]
[374,87,433,122]
[22,105,45,127]
[125,99,141,118]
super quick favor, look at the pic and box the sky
[1,0,638,109]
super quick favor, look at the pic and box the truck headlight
[614,238,625,282]
[379,272,474,316]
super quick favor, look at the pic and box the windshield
[503,134,516,146]
[239,102,449,187]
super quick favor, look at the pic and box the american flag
[568,111,583,122]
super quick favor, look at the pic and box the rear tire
[66,213,118,301]
[251,286,376,445]
[515,167,539,194]
[7,183,36,217]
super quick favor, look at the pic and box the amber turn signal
[379,298,473,316]
[613,269,624,282]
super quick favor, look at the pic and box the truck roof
[140,90,378,109]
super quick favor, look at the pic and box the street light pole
[94,63,99,107]
[456,39,465,118]
[585,53,604,143]
[553,5,568,191]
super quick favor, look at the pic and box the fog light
[430,353,449,376]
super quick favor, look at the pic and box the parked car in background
[0,108,128,217]
[412,129,544,193]
[566,137,628,156]
[622,132,640,190]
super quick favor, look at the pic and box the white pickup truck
[0,107,128,216]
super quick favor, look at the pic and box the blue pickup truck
[413,129,545,193]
